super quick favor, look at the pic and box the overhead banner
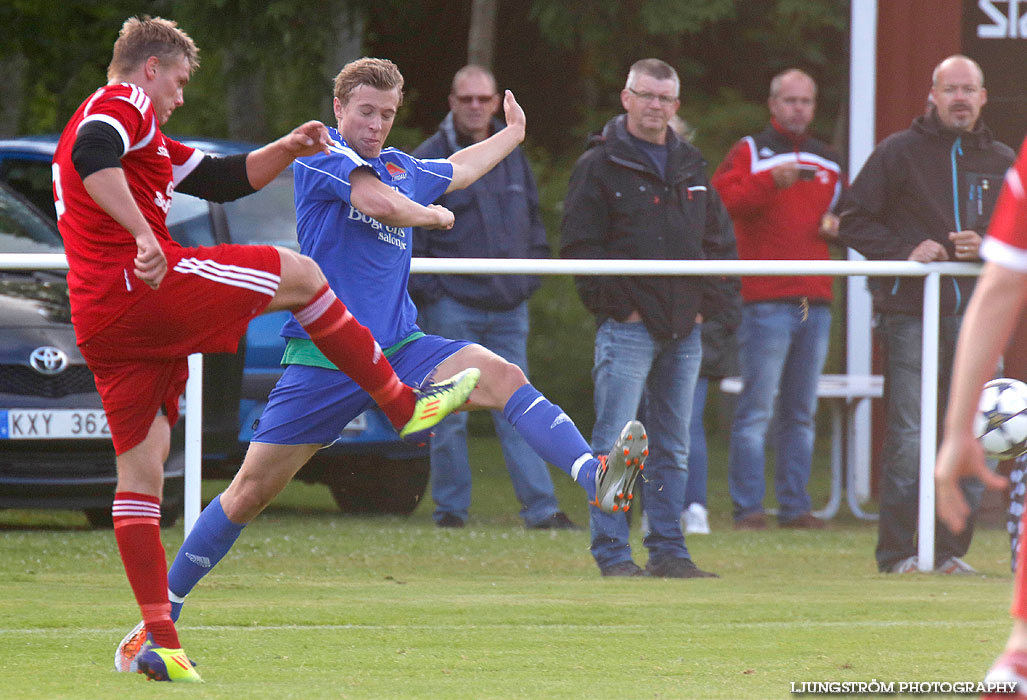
[963,0,1027,148]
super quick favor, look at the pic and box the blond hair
[107,16,199,80]
[333,58,404,105]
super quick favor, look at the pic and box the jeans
[418,297,559,526]
[875,313,983,571]
[588,319,701,569]
[684,376,709,508]
[728,301,831,522]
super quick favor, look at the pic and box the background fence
[0,253,984,570]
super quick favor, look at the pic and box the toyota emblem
[29,346,69,375]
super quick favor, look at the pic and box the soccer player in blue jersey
[115,57,648,671]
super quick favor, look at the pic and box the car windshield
[222,171,299,249]
[167,191,216,247]
[0,187,63,253]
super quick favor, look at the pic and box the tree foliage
[3,1,851,420]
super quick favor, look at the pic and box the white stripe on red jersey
[172,149,205,185]
[79,113,131,154]
[981,136,1027,269]
[172,257,280,296]
[53,82,200,343]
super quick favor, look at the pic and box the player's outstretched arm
[936,261,1026,532]
[349,168,454,230]
[445,90,526,193]
[82,168,167,289]
[244,121,334,190]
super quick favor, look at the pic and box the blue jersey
[281,128,454,348]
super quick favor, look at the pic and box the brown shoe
[779,512,827,529]
[733,513,767,530]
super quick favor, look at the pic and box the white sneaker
[890,555,919,574]
[683,503,710,534]
[592,420,647,514]
[114,620,146,672]
[936,556,978,575]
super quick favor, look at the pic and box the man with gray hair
[561,58,736,577]
[840,54,1015,574]
[712,69,843,532]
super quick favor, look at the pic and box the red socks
[294,284,415,429]
[112,492,180,649]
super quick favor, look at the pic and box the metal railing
[1,253,982,571]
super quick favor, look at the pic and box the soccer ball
[974,377,1027,459]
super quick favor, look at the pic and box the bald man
[839,55,1016,574]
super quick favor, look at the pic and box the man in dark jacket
[410,65,576,530]
[839,54,1016,574]
[561,58,736,578]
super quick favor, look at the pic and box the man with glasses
[561,58,736,577]
[712,69,843,532]
[410,65,578,530]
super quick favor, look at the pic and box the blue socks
[502,384,597,497]
[166,494,246,622]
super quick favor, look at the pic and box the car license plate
[0,409,110,439]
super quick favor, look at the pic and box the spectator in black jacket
[839,54,1015,574]
[561,58,736,578]
[409,65,576,530]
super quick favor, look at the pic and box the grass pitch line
[0,618,1002,638]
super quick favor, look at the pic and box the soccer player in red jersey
[936,137,1027,697]
[53,16,478,682]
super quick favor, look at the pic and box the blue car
[0,135,430,516]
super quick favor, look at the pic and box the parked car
[0,180,185,526]
[0,136,430,519]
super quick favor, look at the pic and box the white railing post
[184,353,203,535]
[917,273,941,571]
[847,0,878,507]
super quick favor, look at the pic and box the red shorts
[79,244,281,455]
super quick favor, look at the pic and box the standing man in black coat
[561,58,736,578]
[839,54,1015,574]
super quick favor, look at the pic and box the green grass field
[0,432,1018,699]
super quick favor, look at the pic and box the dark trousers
[875,313,983,571]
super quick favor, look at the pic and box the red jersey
[981,136,1027,269]
[52,82,204,343]
[712,123,843,304]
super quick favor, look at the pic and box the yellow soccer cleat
[133,642,203,683]
[399,367,480,443]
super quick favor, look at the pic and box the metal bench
[720,373,883,520]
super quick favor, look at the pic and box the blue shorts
[252,334,469,445]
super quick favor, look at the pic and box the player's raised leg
[431,344,647,512]
[269,247,478,440]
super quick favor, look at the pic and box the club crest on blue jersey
[385,161,408,181]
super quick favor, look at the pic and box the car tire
[325,454,430,515]
[84,507,113,529]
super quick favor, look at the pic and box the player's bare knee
[295,253,327,292]
[481,355,528,404]
[222,475,271,523]
[275,248,327,308]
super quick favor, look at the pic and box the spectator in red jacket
[712,68,844,530]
